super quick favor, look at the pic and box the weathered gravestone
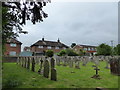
[43,60,49,78]
[27,57,30,69]
[50,58,57,81]
[38,58,44,74]
[31,57,35,72]
[110,57,120,76]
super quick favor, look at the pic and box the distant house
[30,38,69,56]
[4,38,22,56]
[19,46,32,56]
[73,44,97,56]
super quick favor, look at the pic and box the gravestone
[91,65,101,79]
[110,57,120,76]
[50,58,57,81]
[43,60,49,78]
[75,61,80,69]
[27,57,30,69]
[51,68,57,81]
[38,58,44,74]
[31,57,35,72]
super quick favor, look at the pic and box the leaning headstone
[43,60,49,78]
[51,58,55,68]
[31,57,35,72]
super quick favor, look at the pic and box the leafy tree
[2,1,50,53]
[57,50,66,56]
[114,44,120,55]
[45,50,54,57]
[66,48,78,56]
[79,49,86,56]
[97,43,112,56]
[71,43,76,48]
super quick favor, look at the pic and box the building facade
[73,44,97,56]
[30,38,69,55]
[4,38,22,56]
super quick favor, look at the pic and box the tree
[57,50,66,56]
[114,44,120,55]
[45,50,54,57]
[97,43,112,56]
[2,1,50,52]
[66,48,78,56]
[2,1,50,40]
[71,43,76,48]
[79,49,86,56]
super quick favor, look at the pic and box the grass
[2,61,119,88]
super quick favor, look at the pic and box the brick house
[4,38,22,56]
[30,38,69,55]
[73,44,97,56]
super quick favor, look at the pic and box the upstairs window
[47,46,51,49]
[10,43,16,47]
[38,46,43,48]
[55,47,59,49]
[88,48,91,51]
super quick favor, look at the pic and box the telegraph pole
[110,40,114,55]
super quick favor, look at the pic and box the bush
[45,50,54,57]
[66,48,79,56]
[58,50,66,56]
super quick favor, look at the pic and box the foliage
[66,48,79,56]
[57,50,66,56]
[97,43,112,56]
[113,44,120,55]
[45,50,54,57]
[71,43,76,48]
[79,49,86,56]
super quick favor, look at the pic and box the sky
[18,2,118,51]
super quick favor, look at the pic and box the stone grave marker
[43,60,49,78]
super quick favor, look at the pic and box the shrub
[58,50,66,56]
[45,50,54,57]
[66,48,78,56]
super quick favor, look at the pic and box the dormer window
[10,43,16,47]
[55,47,59,49]
[38,46,43,48]
[47,46,51,49]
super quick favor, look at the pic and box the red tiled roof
[6,38,22,44]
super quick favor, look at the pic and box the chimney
[42,37,44,41]
[57,38,60,43]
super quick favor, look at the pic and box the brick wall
[4,43,21,56]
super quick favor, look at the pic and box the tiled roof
[31,40,69,48]
[78,44,97,47]
[6,38,22,44]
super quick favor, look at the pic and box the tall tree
[97,43,112,56]
[114,44,120,55]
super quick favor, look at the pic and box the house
[30,38,69,56]
[19,46,32,56]
[73,44,97,56]
[4,38,22,56]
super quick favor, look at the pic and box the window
[55,47,59,49]
[47,46,51,49]
[84,48,87,51]
[88,48,91,51]
[38,46,43,48]
[10,43,16,47]
[9,51,16,56]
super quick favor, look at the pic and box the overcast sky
[18,2,118,51]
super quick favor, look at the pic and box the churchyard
[2,56,119,88]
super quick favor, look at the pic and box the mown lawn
[2,61,119,88]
